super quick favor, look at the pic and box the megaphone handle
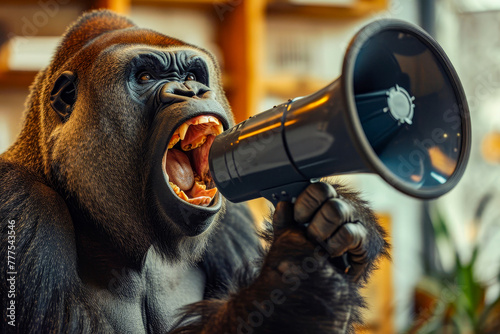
[261,180,352,275]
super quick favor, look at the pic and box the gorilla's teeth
[194,116,210,125]
[168,133,180,149]
[178,123,190,140]
[175,117,222,147]
[215,123,223,135]
[208,116,220,125]
[182,136,207,151]
[169,182,190,201]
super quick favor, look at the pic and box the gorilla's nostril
[159,81,210,105]
[159,93,187,105]
[174,86,196,97]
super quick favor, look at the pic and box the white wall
[0,90,28,153]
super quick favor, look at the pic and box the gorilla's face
[123,47,231,237]
[48,39,233,260]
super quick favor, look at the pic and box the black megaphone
[209,19,471,205]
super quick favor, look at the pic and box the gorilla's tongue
[166,148,217,206]
[165,149,195,191]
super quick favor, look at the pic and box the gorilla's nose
[159,81,211,105]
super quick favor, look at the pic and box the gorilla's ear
[50,71,76,121]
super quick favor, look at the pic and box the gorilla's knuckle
[306,222,323,239]
[339,227,356,246]
[322,198,352,223]
[344,223,368,250]
[308,182,338,201]
[346,226,362,247]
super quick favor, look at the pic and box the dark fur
[0,10,388,333]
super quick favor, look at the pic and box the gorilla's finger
[306,198,352,243]
[294,183,338,224]
[325,222,367,258]
[273,201,295,231]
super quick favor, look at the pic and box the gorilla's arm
[0,160,108,333]
[199,202,263,300]
[178,182,389,334]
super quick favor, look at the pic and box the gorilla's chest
[90,248,206,333]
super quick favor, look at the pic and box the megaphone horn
[209,19,471,204]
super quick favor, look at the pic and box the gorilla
[0,10,388,333]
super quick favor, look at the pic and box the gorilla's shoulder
[0,158,79,295]
[0,159,106,332]
[0,158,72,229]
[200,201,264,297]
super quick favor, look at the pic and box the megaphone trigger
[260,180,312,206]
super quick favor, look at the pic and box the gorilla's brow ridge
[129,49,205,73]
[132,50,170,74]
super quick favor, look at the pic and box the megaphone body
[209,19,471,204]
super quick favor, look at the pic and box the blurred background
[0,0,499,332]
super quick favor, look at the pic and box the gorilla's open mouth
[162,115,223,207]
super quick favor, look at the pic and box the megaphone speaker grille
[343,20,471,199]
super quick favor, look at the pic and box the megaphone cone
[209,19,471,204]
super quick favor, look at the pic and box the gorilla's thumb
[272,201,295,232]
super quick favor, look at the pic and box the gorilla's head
[11,10,234,264]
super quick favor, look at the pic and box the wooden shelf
[89,0,130,13]
[0,0,79,5]
[132,0,231,4]
[356,213,394,334]
[264,75,332,99]
[268,0,388,18]
[217,0,266,123]
[97,0,234,11]
[0,70,36,90]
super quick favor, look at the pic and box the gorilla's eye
[186,73,196,82]
[138,72,153,83]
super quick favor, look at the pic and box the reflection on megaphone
[209,19,471,204]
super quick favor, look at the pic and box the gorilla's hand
[273,182,382,283]
[171,182,387,333]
